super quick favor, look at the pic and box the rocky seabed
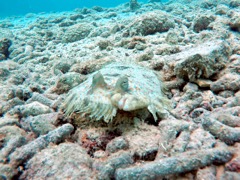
[0,0,240,179]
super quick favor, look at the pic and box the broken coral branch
[115,148,233,180]
[202,117,240,145]
[9,123,74,167]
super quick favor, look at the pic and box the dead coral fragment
[63,63,170,123]
[129,0,140,11]
[127,11,175,36]
[115,148,233,180]
[202,117,240,145]
[9,123,74,167]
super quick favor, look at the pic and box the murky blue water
[0,0,169,17]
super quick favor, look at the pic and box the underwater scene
[0,0,240,179]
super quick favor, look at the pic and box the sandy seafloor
[0,0,240,179]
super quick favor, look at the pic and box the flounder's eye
[92,72,105,85]
[120,76,129,91]
[88,72,107,94]
[115,76,129,92]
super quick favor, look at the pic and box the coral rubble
[0,0,239,179]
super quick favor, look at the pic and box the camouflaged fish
[63,62,170,123]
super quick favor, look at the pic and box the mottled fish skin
[63,62,170,123]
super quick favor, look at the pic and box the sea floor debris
[0,0,240,179]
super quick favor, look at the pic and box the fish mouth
[111,93,150,111]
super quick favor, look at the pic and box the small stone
[62,23,93,43]
[53,72,84,94]
[58,21,74,27]
[218,91,235,98]
[171,40,230,81]
[166,30,179,44]
[53,62,71,75]
[0,97,25,116]
[220,172,240,180]
[135,43,147,51]
[0,38,11,60]
[69,14,84,21]
[0,125,26,162]
[196,166,217,180]
[94,150,108,158]
[31,120,56,136]
[226,94,240,107]
[50,17,65,23]
[210,73,240,92]
[0,67,9,79]
[106,137,129,153]
[103,12,117,19]
[124,123,161,160]
[183,82,199,92]
[97,40,112,50]
[155,44,180,55]
[0,117,19,128]
[230,0,240,8]
[186,128,216,150]
[0,164,18,179]
[0,53,5,60]
[215,5,229,15]
[130,0,140,11]
[26,92,54,107]
[229,12,240,32]
[196,79,212,88]
[193,15,215,33]
[9,101,53,117]
[93,151,133,180]
[225,143,240,172]
[137,50,154,61]
[128,11,175,36]
[21,112,58,136]
[92,6,104,12]
[216,113,240,127]
[20,143,93,179]
[70,57,112,75]
[0,86,15,101]
[10,124,74,167]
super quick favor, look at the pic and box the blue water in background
[0,0,168,18]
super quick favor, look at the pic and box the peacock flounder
[63,62,170,123]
